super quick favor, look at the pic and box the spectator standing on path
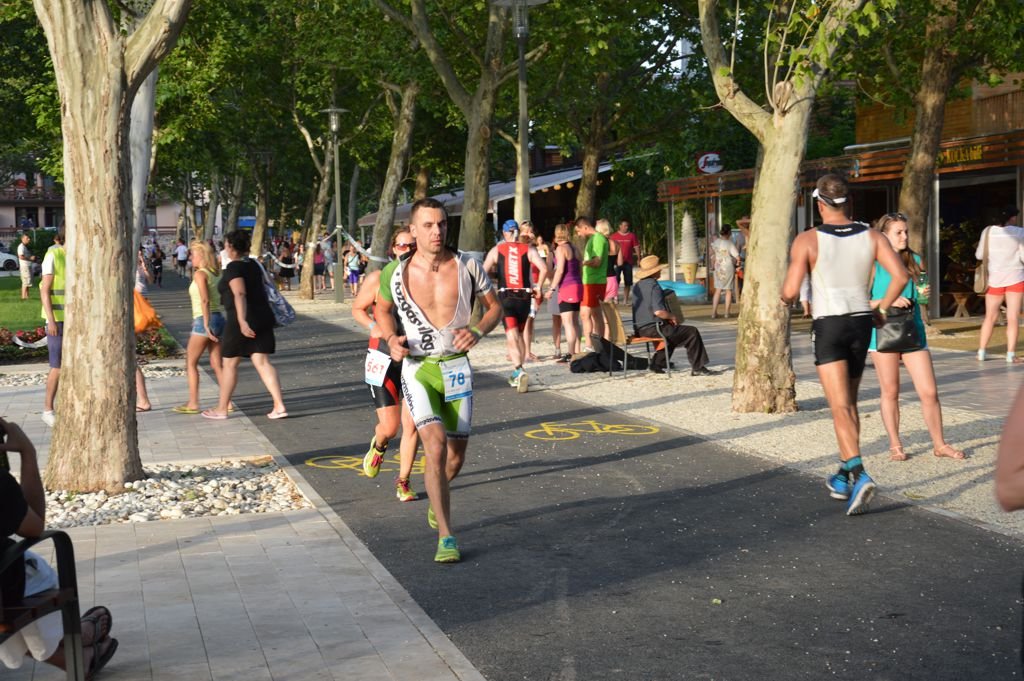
[346,242,363,296]
[374,198,502,563]
[173,239,189,277]
[352,228,420,503]
[313,243,327,292]
[609,219,641,304]
[17,233,35,299]
[39,232,65,427]
[733,217,750,301]
[517,220,545,363]
[867,213,964,462]
[150,243,164,288]
[323,238,335,291]
[632,255,714,375]
[781,174,908,516]
[976,205,1024,363]
[278,244,295,290]
[545,224,583,362]
[202,230,287,421]
[710,225,741,319]
[483,219,548,393]
[173,240,225,415]
[597,219,622,303]
[576,216,608,347]
[0,418,119,677]
[134,248,154,413]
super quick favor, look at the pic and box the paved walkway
[1,359,484,681]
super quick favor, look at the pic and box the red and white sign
[696,152,723,174]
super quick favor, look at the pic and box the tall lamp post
[322,107,348,303]
[496,0,548,225]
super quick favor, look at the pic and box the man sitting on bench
[0,418,118,677]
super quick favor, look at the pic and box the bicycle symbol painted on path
[305,452,425,476]
[523,420,660,441]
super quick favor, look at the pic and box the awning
[357,163,613,227]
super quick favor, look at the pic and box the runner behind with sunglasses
[352,228,420,502]
[374,199,502,563]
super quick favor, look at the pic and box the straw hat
[636,255,665,280]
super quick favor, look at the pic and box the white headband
[812,188,847,206]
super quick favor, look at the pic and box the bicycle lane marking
[523,419,660,441]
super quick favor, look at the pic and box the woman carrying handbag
[868,212,964,461]
[976,205,1024,362]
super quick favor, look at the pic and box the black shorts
[368,363,402,409]
[617,264,634,289]
[500,291,532,330]
[811,314,873,379]
[558,301,581,313]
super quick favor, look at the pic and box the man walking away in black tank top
[781,174,908,516]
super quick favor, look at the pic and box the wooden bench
[1,530,85,681]
[941,291,978,318]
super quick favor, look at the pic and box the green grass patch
[0,276,45,333]
[0,277,181,364]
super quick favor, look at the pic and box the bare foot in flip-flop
[934,444,966,459]
[86,636,118,680]
[81,606,112,645]
[889,445,907,462]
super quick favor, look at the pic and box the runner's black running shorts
[810,314,873,379]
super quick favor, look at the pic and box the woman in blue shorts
[174,240,226,414]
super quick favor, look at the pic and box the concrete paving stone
[208,662,274,681]
[150,662,214,681]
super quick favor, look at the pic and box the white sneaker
[977,350,987,361]
[516,371,529,394]
[41,410,55,427]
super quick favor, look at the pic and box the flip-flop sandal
[87,637,118,681]
[135,406,151,413]
[267,410,288,420]
[171,405,200,414]
[934,444,966,459]
[888,446,907,462]
[81,606,112,642]
[201,410,228,420]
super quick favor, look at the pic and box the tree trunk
[34,0,191,492]
[414,165,430,200]
[252,179,269,260]
[130,68,158,249]
[897,6,958,255]
[299,145,333,300]
[347,163,360,234]
[731,123,807,413]
[226,173,243,235]
[460,99,496,254]
[370,82,419,272]
[574,144,601,220]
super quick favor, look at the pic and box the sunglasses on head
[885,212,908,221]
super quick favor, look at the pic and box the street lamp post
[496,0,549,226]
[323,107,348,303]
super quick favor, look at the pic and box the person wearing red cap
[484,219,548,392]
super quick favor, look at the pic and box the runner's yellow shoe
[396,477,416,502]
[363,437,385,478]
[434,536,461,563]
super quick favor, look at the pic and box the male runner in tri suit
[782,174,908,516]
[351,228,419,502]
[374,198,502,562]
[483,219,548,393]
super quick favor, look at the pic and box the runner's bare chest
[404,255,460,329]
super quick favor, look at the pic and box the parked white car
[0,252,19,271]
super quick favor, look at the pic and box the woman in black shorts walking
[202,230,287,420]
